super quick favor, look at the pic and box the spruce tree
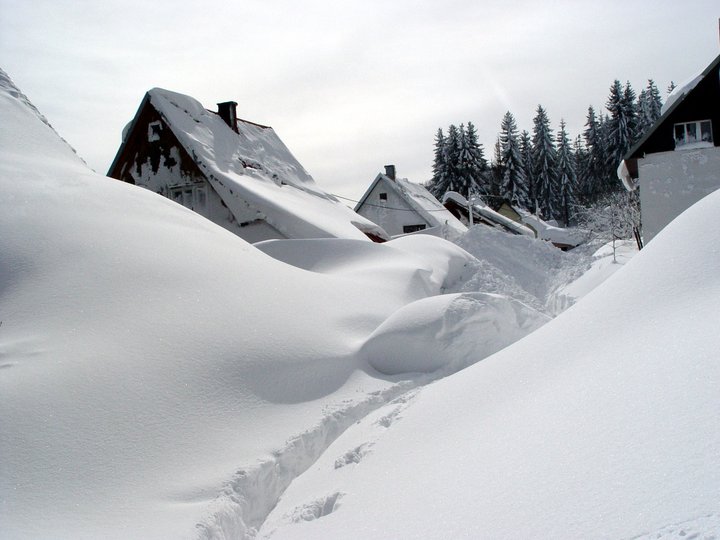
[519,130,535,212]
[463,121,489,197]
[605,80,637,190]
[443,124,462,195]
[637,79,663,136]
[573,135,591,206]
[499,112,530,209]
[556,119,578,226]
[429,128,447,198]
[531,105,558,221]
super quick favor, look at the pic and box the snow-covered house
[354,166,467,238]
[108,89,388,243]
[618,54,720,243]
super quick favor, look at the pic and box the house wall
[356,178,429,237]
[639,146,720,242]
[109,103,287,243]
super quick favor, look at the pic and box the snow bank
[359,292,549,375]
[259,188,720,539]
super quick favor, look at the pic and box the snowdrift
[0,69,544,539]
[259,188,720,538]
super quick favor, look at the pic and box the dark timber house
[108,89,388,243]
[618,54,720,243]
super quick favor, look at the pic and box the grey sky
[1,0,718,202]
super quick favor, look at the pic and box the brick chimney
[217,101,238,133]
[384,164,396,180]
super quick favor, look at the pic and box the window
[379,192,388,201]
[148,121,162,142]
[674,120,713,148]
[169,185,207,211]
[403,224,426,234]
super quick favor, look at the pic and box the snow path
[195,376,426,539]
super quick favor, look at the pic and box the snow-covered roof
[661,74,703,116]
[443,191,535,237]
[517,208,586,246]
[356,173,467,235]
[143,88,387,241]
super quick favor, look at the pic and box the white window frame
[169,185,207,211]
[674,119,713,149]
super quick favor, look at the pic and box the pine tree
[637,79,663,136]
[463,121,489,197]
[531,105,558,221]
[667,81,676,95]
[519,130,535,212]
[556,119,578,226]
[443,124,462,195]
[582,106,605,202]
[605,80,637,191]
[488,137,504,202]
[428,128,447,198]
[573,135,591,206]
[499,112,530,209]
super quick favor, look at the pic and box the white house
[354,166,467,238]
[108,89,388,243]
[618,54,720,243]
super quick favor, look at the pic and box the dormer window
[674,120,713,149]
[379,192,388,201]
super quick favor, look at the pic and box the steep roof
[355,173,467,235]
[112,88,387,241]
[619,54,720,190]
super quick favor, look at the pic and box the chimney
[384,164,396,180]
[217,101,238,133]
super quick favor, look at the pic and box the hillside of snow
[257,189,720,538]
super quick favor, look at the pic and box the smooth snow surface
[259,189,720,539]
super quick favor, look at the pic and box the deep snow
[4,66,712,540]
[0,70,551,539]
[258,189,720,539]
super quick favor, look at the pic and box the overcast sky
[1,0,718,202]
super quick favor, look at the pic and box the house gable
[355,174,430,237]
[107,95,274,239]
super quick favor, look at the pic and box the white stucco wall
[356,178,429,237]
[639,146,720,243]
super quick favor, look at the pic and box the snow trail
[194,378,422,539]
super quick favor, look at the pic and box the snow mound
[360,292,550,375]
[256,234,477,297]
[260,188,720,539]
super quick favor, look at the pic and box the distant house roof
[443,192,535,237]
[618,54,720,190]
[109,88,388,242]
[354,171,467,235]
